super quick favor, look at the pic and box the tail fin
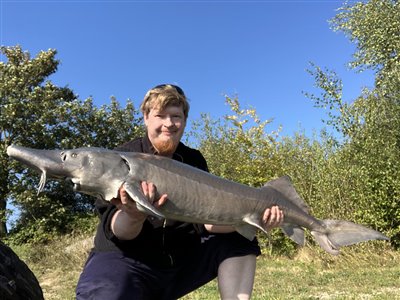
[311,220,389,255]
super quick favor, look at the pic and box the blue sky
[1,0,374,138]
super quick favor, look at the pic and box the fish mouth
[68,178,81,191]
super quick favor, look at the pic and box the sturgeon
[7,145,389,255]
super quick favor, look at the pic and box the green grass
[183,245,400,300]
[9,235,400,300]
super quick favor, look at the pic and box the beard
[153,138,178,156]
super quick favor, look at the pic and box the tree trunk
[0,240,43,300]
[0,198,8,237]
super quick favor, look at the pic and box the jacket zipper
[163,219,174,266]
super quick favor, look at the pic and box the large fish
[7,145,388,255]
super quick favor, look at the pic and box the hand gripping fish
[7,145,389,255]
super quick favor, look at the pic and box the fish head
[65,148,131,200]
[7,145,130,200]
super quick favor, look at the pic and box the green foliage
[331,0,400,99]
[56,97,143,149]
[1,46,143,241]
[192,96,322,254]
[339,96,400,246]
[0,45,75,237]
[192,96,281,186]
[8,211,98,245]
[304,0,400,247]
[193,92,398,252]
[305,74,400,247]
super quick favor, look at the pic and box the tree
[305,0,400,247]
[1,46,143,240]
[332,0,400,100]
[0,45,76,236]
[191,96,281,186]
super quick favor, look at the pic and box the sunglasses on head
[153,84,185,96]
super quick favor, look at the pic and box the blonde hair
[140,84,190,120]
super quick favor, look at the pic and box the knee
[219,254,257,274]
[217,255,257,300]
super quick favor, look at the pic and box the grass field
[183,245,400,300]
[11,235,400,300]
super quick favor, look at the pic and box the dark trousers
[76,233,260,300]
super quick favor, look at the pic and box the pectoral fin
[234,215,270,241]
[234,224,258,241]
[123,182,165,219]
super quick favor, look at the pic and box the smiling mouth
[161,131,179,137]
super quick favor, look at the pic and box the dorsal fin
[262,176,310,213]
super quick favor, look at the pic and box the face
[144,105,186,156]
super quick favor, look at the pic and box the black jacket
[92,136,209,268]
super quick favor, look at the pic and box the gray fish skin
[7,145,389,255]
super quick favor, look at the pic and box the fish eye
[71,153,77,158]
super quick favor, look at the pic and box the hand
[262,206,284,231]
[140,181,168,209]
